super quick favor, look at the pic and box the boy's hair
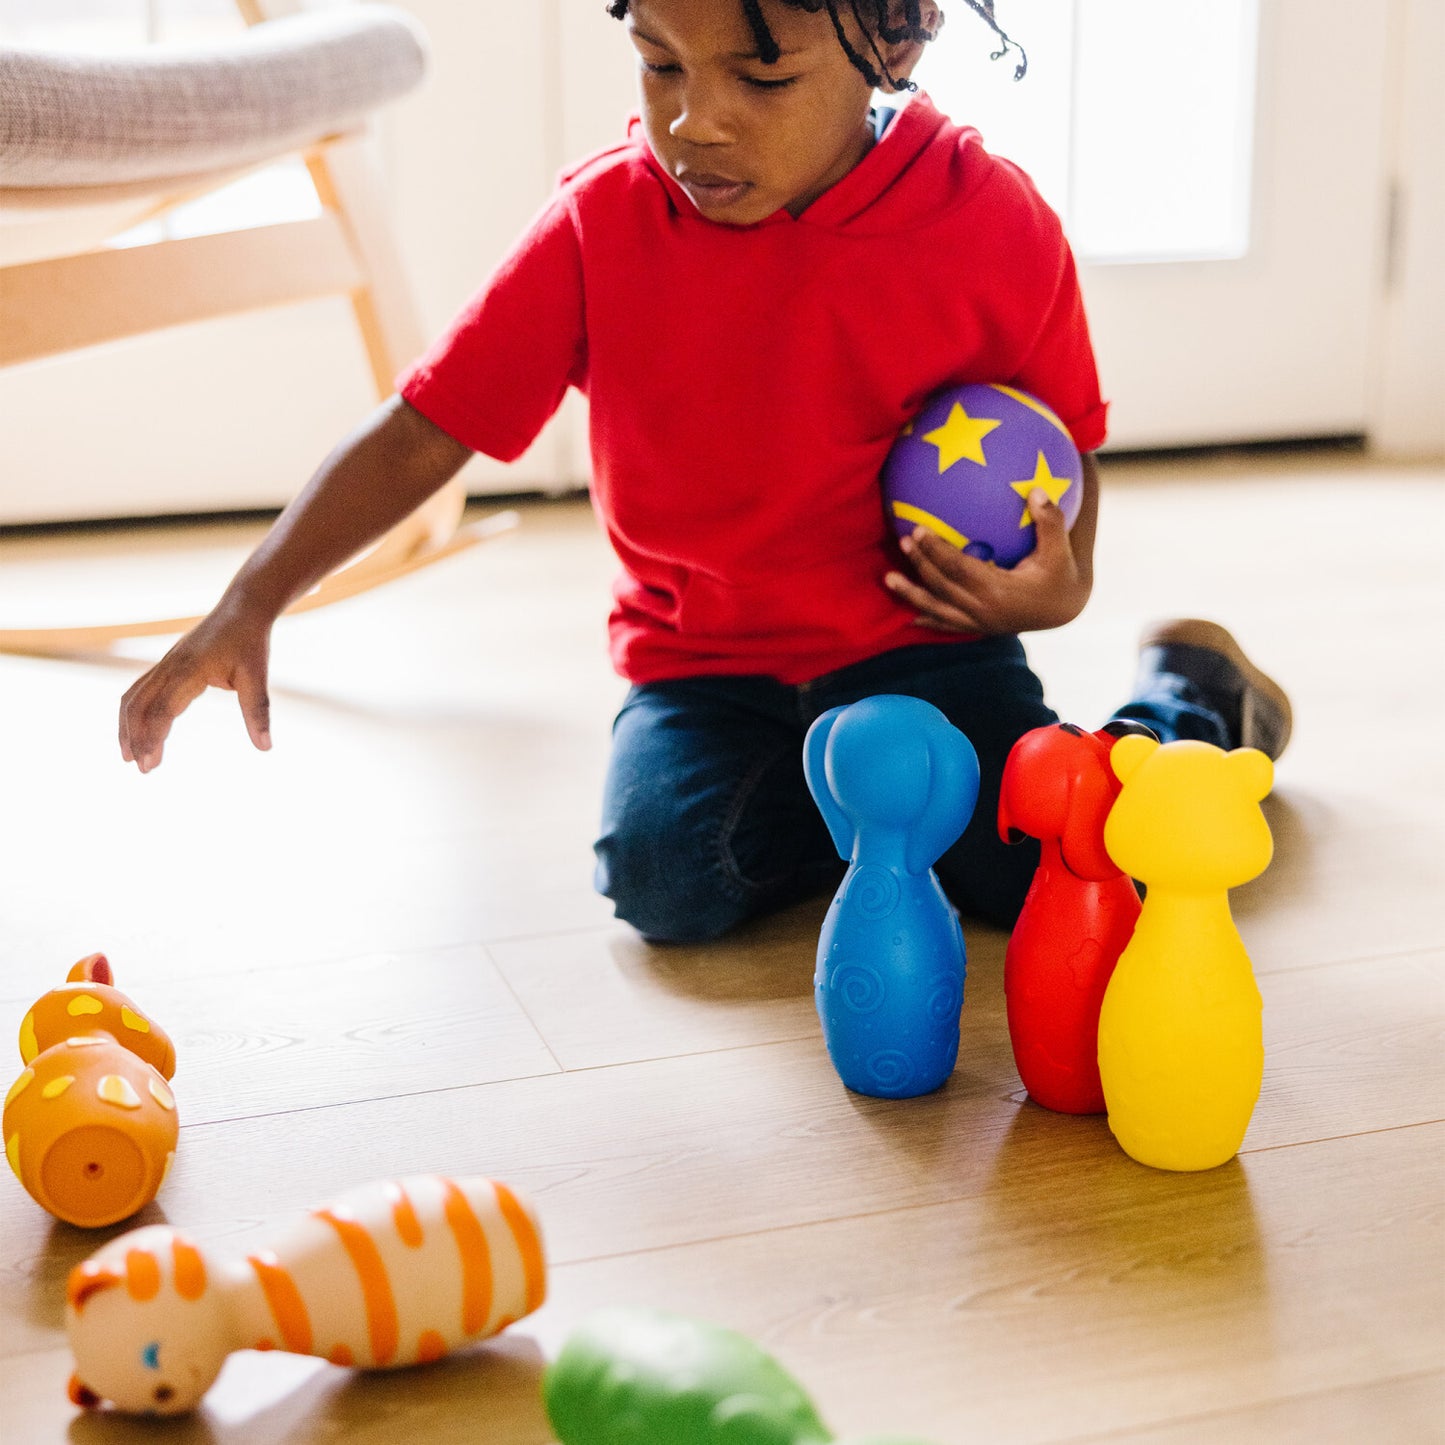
[605,1,1027,90]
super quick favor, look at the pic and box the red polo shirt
[400,94,1107,685]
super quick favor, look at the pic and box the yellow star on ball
[1010,452,1074,527]
[922,403,1002,472]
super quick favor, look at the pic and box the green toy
[543,1307,940,1445]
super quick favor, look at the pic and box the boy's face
[626,0,919,225]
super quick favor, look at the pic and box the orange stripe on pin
[124,1249,161,1302]
[171,1237,207,1300]
[67,1262,122,1312]
[387,1180,424,1248]
[248,1252,313,1355]
[439,1178,493,1336]
[316,1207,399,1365]
[493,1181,546,1313]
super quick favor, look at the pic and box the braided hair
[605,1,1027,89]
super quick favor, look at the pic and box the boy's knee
[593,828,747,944]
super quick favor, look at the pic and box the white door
[911,0,1393,448]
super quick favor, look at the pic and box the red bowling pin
[997,722,1149,1113]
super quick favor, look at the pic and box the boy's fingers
[1028,489,1070,552]
[884,571,982,632]
[120,668,205,772]
[235,669,272,752]
[118,697,134,762]
[901,530,992,593]
[130,697,181,772]
[127,701,175,773]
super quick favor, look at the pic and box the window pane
[890,0,1259,265]
[903,0,1075,218]
[1070,0,1258,262]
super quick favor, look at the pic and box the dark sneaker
[1136,619,1293,760]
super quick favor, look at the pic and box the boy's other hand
[883,487,1093,635]
[119,601,274,773]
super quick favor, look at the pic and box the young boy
[118,0,1290,941]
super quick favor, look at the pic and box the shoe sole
[1140,618,1293,757]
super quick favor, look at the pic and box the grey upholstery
[0,6,428,189]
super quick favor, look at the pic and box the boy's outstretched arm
[118,396,473,773]
[884,451,1100,635]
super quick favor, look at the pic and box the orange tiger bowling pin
[66,1174,547,1414]
[4,954,178,1227]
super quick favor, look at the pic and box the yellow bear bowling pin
[1098,737,1274,1171]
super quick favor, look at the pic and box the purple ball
[882,383,1083,568]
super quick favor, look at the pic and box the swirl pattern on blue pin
[866,1050,916,1093]
[829,961,886,1014]
[844,864,901,920]
[803,696,980,1100]
[927,973,964,1023]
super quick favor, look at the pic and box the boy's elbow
[392,395,474,473]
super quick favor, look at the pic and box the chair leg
[0,512,519,657]
[0,135,487,656]
[308,137,467,569]
[245,0,471,565]
[307,140,424,396]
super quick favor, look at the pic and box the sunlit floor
[2,446,1443,1443]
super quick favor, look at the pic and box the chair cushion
[0,6,427,188]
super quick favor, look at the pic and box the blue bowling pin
[803,695,980,1099]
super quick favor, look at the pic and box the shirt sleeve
[397,194,588,462]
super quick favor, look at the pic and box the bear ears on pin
[1110,734,1273,802]
[1109,733,1159,782]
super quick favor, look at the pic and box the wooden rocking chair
[0,0,510,656]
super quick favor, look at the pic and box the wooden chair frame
[0,1,507,656]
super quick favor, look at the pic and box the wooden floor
[2,446,1442,1443]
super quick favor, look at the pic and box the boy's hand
[116,397,473,774]
[119,600,274,773]
[883,486,1093,635]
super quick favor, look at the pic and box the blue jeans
[593,637,1229,942]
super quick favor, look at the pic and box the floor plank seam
[171,1067,571,1129]
[483,941,568,1077]
[544,1189,1081,1270]
[474,921,641,948]
[1250,942,1445,978]
[1241,1117,1445,1155]
[165,1034,833,1128]
[548,1032,825,1075]
[0,936,614,1005]
[1046,1366,1445,1444]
